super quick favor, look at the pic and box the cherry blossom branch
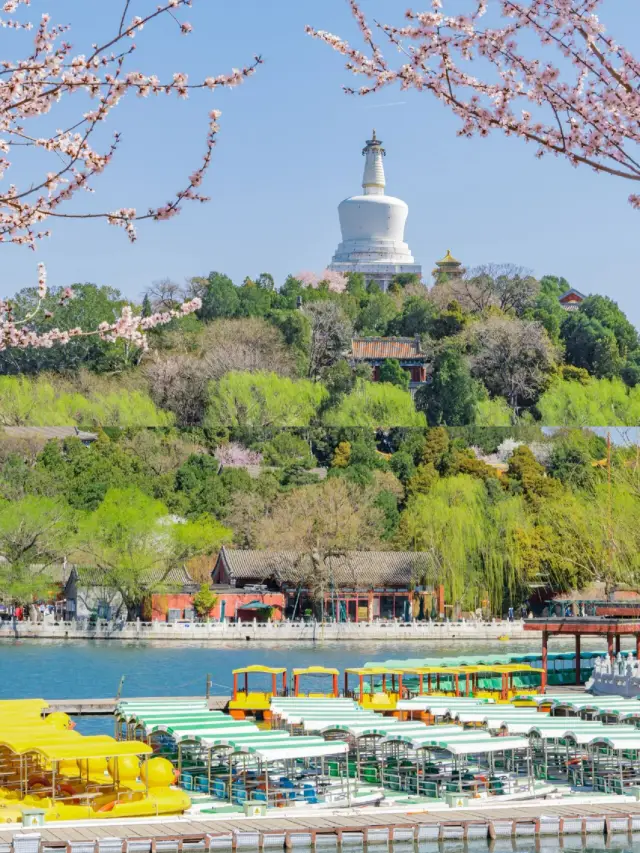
[0,262,201,352]
[0,0,258,350]
[0,0,262,248]
[307,0,640,208]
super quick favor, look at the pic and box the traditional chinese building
[347,336,429,389]
[212,547,444,622]
[62,563,284,623]
[432,249,465,283]
[558,288,586,311]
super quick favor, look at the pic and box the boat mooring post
[115,675,126,701]
[206,673,212,701]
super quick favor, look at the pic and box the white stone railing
[0,617,527,642]
[586,653,640,697]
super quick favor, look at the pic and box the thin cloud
[363,101,406,108]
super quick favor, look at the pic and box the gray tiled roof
[558,288,586,302]
[1,426,97,442]
[217,547,434,589]
[70,564,197,590]
[0,559,72,585]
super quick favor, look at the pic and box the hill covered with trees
[2,267,640,428]
[1,425,639,615]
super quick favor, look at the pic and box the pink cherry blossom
[214,443,264,467]
[0,1,262,250]
[308,1,640,207]
[0,263,202,352]
[0,1,261,350]
[296,269,348,293]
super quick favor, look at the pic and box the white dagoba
[328,131,422,290]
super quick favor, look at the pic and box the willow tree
[323,380,427,429]
[481,495,529,611]
[537,379,640,427]
[397,474,535,613]
[0,496,75,605]
[397,475,486,610]
[76,487,232,619]
[205,372,327,429]
[534,482,640,594]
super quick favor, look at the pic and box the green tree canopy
[323,380,426,429]
[205,372,327,429]
[415,346,479,426]
[396,474,524,611]
[389,296,437,337]
[198,272,239,320]
[561,312,623,378]
[192,583,218,619]
[548,430,598,490]
[0,284,137,375]
[76,487,231,618]
[0,496,75,605]
[261,432,315,469]
[355,293,399,335]
[0,377,173,428]
[537,378,640,426]
[379,359,410,390]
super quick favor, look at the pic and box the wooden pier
[43,697,230,717]
[4,800,640,850]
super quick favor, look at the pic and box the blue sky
[3,1,639,324]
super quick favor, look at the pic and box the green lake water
[1,639,638,852]
[0,635,610,735]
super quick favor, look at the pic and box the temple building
[432,249,465,283]
[559,288,586,311]
[212,547,444,622]
[328,131,422,291]
[346,336,429,390]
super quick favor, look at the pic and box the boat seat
[195,775,209,793]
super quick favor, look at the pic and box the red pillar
[541,631,548,691]
[575,634,581,685]
[607,632,614,659]
[615,635,621,655]
[636,634,640,659]
[438,584,445,618]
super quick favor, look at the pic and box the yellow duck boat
[0,700,190,823]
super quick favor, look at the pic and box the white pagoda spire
[328,130,422,292]
[362,130,386,195]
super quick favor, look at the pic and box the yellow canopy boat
[344,667,405,712]
[292,666,339,698]
[229,665,287,720]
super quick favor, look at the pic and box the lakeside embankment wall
[0,619,527,642]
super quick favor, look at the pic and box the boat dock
[43,698,230,717]
[4,800,640,850]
